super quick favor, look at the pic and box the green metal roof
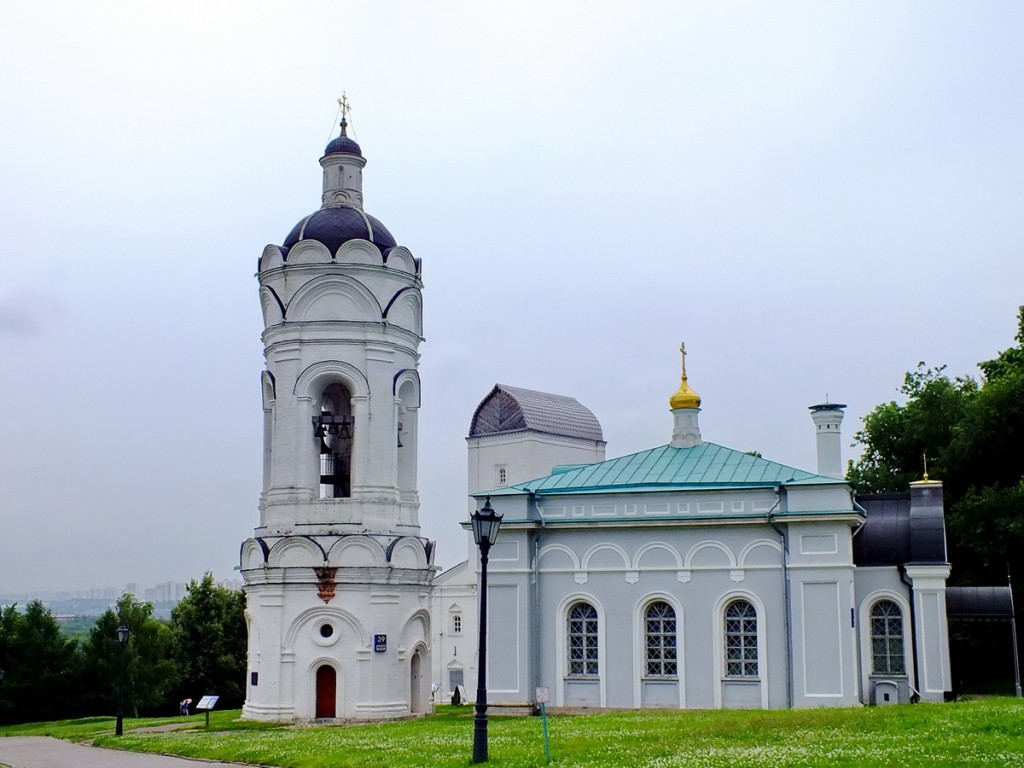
[487,442,844,496]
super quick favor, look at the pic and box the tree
[169,573,246,709]
[846,364,976,495]
[849,306,1024,589]
[81,594,176,717]
[0,601,83,724]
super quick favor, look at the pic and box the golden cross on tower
[680,342,688,378]
[338,93,351,123]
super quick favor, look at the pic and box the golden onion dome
[669,342,701,410]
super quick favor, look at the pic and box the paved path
[0,736,272,768]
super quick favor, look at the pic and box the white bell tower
[240,104,435,722]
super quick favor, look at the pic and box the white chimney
[809,402,846,478]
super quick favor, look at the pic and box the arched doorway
[315,665,337,718]
[410,651,423,714]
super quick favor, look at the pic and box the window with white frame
[870,599,906,674]
[645,601,678,676]
[724,599,758,677]
[567,601,599,676]
[497,465,507,485]
[451,613,462,636]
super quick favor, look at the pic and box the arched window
[567,602,599,676]
[315,383,353,498]
[870,600,906,674]
[645,601,677,677]
[724,599,758,677]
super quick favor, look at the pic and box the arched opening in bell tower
[315,383,354,498]
[396,376,419,500]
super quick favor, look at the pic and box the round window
[320,623,334,639]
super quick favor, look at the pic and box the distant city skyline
[0,577,244,608]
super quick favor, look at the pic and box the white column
[904,564,952,701]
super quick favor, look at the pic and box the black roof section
[854,489,947,566]
[946,586,1015,620]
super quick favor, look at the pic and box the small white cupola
[669,342,702,449]
[320,106,367,209]
[809,400,846,478]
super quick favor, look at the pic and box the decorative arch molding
[857,589,915,699]
[326,536,387,568]
[336,238,384,265]
[581,543,631,572]
[259,244,286,272]
[632,542,684,570]
[294,360,370,400]
[267,536,326,568]
[287,240,333,266]
[712,589,770,709]
[384,246,417,274]
[260,286,286,326]
[386,537,429,569]
[399,609,431,652]
[393,369,421,407]
[287,274,382,323]
[631,591,686,709]
[261,370,277,408]
[538,544,581,570]
[383,288,423,335]
[284,605,368,648]
[684,540,737,569]
[240,539,269,571]
[738,539,783,568]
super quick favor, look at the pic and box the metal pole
[472,541,490,763]
[116,640,126,736]
[1009,581,1022,698]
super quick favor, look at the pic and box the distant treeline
[0,574,245,725]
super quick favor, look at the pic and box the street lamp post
[471,496,503,764]
[115,624,130,736]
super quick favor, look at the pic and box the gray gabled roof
[468,384,604,442]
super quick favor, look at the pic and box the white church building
[433,362,953,710]
[240,119,952,720]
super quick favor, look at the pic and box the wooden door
[315,665,336,718]
[410,652,423,713]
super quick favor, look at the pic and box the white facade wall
[467,431,605,513]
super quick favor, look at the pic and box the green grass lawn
[3,700,1024,767]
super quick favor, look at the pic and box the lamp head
[470,496,503,549]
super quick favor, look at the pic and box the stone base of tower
[240,535,436,722]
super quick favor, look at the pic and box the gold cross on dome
[338,93,351,123]
[680,342,688,377]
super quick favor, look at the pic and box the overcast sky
[1,2,1021,594]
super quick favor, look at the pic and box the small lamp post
[470,496,503,764]
[115,624,130,736]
